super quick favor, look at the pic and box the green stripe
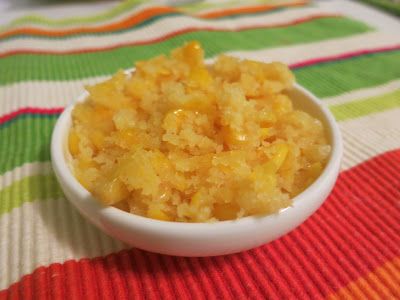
[180,0,263,12]
[359,0,400,16]
[295,50,400,98]
[2,89,399,214]
[1,49,399,176]
[0,0,145,30]
[178,0,289,13]
[0,0,303,30]
[0,17,370,86]
[0,116,58,174]
[1,7,300,42]
[0,174,62,216]
[329,89,400,121]
[2,12,181,42]
[1,89,399,215]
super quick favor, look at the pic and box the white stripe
[224,31,400,64]
[0,7,328,54]
[1,76,109,116]
[1,31,399,116]
[0,2,118,28]
[2,105,399,190]
[1,0,303,31]
[0,110,399,289]
[0,162,52,189]
[324,79,400,106]
[4,1,182,31]
[0,198,127,290]
[339,108,400,170]
[2,107,399,185]
[317,0,400,36]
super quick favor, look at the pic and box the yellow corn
[90,130,105,150]
[183,41,203,66]
[68,130,80,156]
[96,177,129,205]
[147,207,172,221]
[259,128,271,140]
[270,143,289,171]
[189,67,212,87]
[306,162,323,179]
[251,164,277,194]
[190,190,203,208]
[213,203,239,221]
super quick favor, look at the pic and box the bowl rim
[51,77,342,232]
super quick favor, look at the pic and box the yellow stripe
[328,257,400,299]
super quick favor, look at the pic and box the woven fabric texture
[0,0,399,299]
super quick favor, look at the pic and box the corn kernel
[189,67,212,87]
[222,127,248,147]
[95,177,129,205]
[259,128,271,140]
[306,162,323,181]
[251,164,277,194]
[270,143,289,171]
[191,190,204,208]
[113,200,130,212]
[90,130,105,150]
[214,203,239,220]
[68,130,80,156]
[147,206,172,221]
[182,41,203,67]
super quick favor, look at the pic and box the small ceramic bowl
[51,79,342,257]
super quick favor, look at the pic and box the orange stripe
[0,14,340,58]
[0,6,174,39]
[328,257,400,299]
[198,1,307,19]
[0,2,307,39]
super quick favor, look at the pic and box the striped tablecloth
[1,0,399,298]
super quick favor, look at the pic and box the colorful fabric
[358,0,400,16]
[0,0,399,298]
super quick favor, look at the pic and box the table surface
[0,0,399,299]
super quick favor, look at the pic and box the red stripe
[228,254,265,298]
[290,44,400,69]
[251,248,291,299]
[1,43,399,127]
[116,251,144,299]
[200,257,233,299]
[47,264,65,300]
[0,14,340,58]
[0,150,399,299]
[0,2,308,40]
[272,239,316,298]
[131,250,162,299]
[143,252,175,300]
[212,256,247,298]
[158,256,189,299]
[0,107,63,126]
[104,254,129,300]
[78,260,98,300]
[281,233,329,297]
[187,258,218,299]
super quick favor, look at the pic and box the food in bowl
[68,41,331,222]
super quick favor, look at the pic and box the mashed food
[69,41,331,222]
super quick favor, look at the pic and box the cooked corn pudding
[69,41,331,222]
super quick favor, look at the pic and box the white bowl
[51,80,342,257]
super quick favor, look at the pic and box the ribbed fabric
[0,1,308,40]
[0,150,399,300]
[0,17,371,85]
[1,0,400,297]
